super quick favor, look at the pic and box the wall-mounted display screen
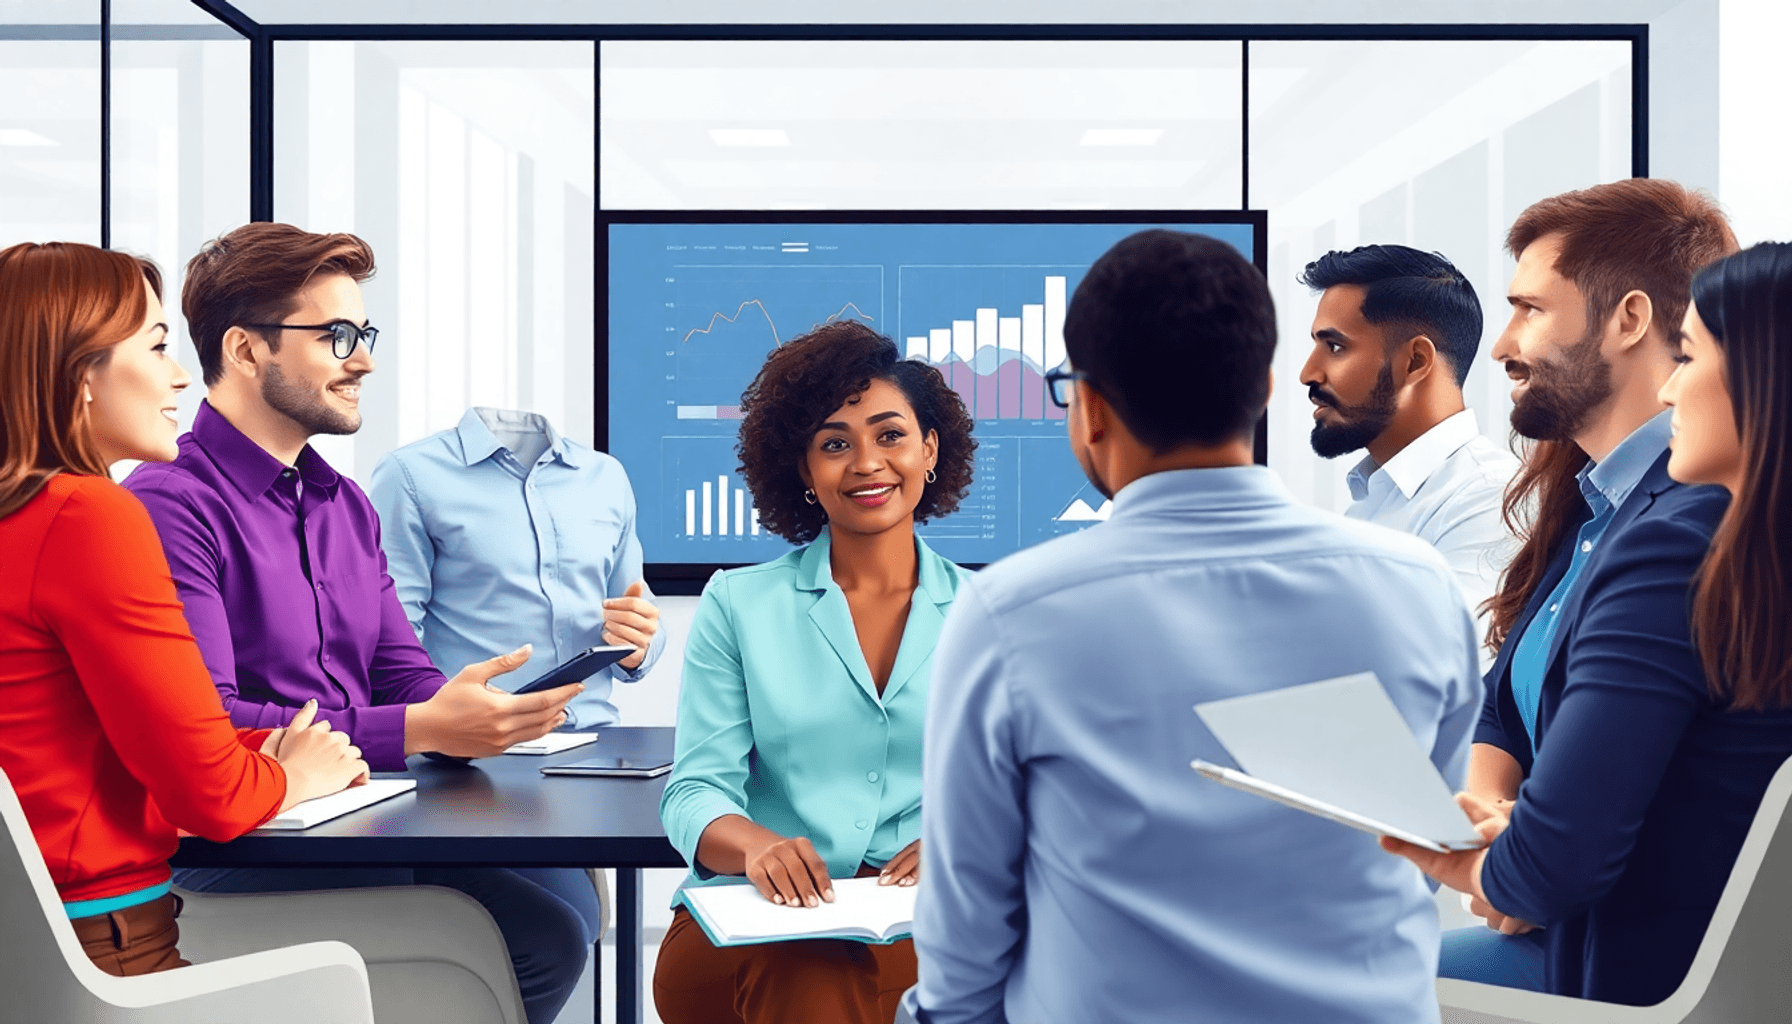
[602,212,1264,578]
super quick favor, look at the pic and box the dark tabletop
[174,727,685,870]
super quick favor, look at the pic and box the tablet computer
[1190,672,1485,853]
[513,645,636,695]
[539,755,673,778]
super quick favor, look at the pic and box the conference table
[174,726,684,1024]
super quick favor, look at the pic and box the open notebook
[262,779,417,830]
[682,877,918,947]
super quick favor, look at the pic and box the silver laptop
[1190,672,1483,853]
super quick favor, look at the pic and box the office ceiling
[206,0,1691,28]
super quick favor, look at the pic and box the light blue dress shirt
[660,529,973,900]
[912,466,1480,1024]
[369,407,665,728]
[1508,410,1672,744]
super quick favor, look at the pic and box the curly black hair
[737,320,976,545]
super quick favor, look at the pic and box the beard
[1309,362,1397,459]
[263,360,362,437]
[1508,325,1614,441]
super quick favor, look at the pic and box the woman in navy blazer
[1390,241,1792,1006]
[654,322,977,1024]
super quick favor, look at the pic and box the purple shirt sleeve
[132,480,424,770]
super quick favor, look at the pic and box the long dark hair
[1485,179,1736,650]
[1686,242,1792,710]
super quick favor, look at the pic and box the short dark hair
[1298,245,1483,387]
[183,222,376,386]
[1063,229,1276,450]
[735,320,977,545]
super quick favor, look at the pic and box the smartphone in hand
[512,645,636,695]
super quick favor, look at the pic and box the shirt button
[1549,603,1558,613]
[867,771,880,783]
[1581,540,1593,553]
[855,820,870,830]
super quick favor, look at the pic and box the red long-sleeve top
[0,475,286,904]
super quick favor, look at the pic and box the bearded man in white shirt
[1299,244,1520,622]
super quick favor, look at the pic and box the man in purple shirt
[127,223,623,1024]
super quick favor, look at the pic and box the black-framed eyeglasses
[1044,364,1091,409]
[245,320,379,360]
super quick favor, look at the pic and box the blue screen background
[607,220,1256,567]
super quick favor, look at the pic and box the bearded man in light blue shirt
[370,407,665,729]
[908,230,1481,1024]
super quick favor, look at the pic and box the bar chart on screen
[897,265,1078,422]
[663,436,782,549]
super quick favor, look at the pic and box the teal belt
[64,880,172,920]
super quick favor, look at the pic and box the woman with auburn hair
[0,241,367,975]
[654,320,977,1024]
[1661,241,1792,703]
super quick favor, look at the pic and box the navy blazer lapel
[1487,507,1585,696]
[1540,452,1674,684]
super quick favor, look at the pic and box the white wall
[1719,0,1792,246]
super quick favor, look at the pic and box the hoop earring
[804,489,817,504]
[925,468,937,484]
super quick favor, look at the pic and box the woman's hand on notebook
[267,699,372,812]
[878,840,921,887]
[744,833,835,909]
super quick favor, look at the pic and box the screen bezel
[596,209,1270,592]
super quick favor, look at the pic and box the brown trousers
[653,870,917,1024]
[69,892,190,977]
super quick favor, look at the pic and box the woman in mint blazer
[655,322,978,1024]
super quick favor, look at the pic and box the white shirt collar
[1348,409,1482,501]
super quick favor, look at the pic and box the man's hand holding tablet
[404,644,584,758]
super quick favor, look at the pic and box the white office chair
[1439,754,1792,1022]
[0,765,374,1024]
[175,883,529,1024]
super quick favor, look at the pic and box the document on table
[682,877,918,947]
[262,779,417,830]
[504,733,600,756]
[1190,672,1485,853]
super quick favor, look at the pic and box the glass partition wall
[0,9,1643,507]
[1253,39,1633,511]
[273,40,595,480]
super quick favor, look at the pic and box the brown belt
[68,891,190,977]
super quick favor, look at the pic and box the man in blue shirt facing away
[908,230,1481,1024]
[370,406,665,730]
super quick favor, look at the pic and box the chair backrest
[1660,753,1792,1022]
[0,765,124,1008]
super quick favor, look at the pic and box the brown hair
[1486,180,1737,650]
[184,222,375,386]
[0,242,162,519]
[736,320,976,545]
[1685,243,1792,709]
